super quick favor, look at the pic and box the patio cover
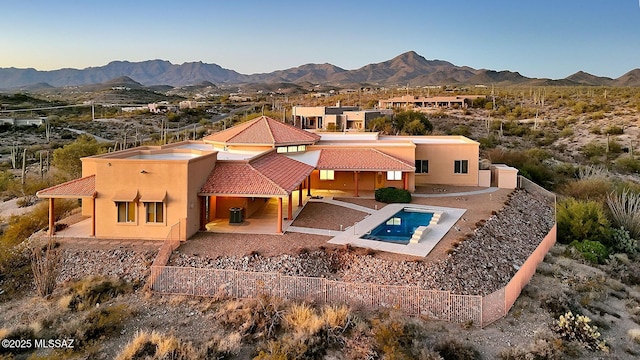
[199,152,314,197]
[316,148,415,171]
[36,175,96,198]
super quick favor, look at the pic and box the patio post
[287,193,293,220]
[307,175,311,196]
[403,172,408,190]
[277,197,283,233]
[91,195,96,237]
[48,198,55,236]
[298,183,303,207]
[354,171,359,197]
[199,196,207,231]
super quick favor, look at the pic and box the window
[116,202,136,223]
[277,145,307,153]
[145,202,164,223]
[454,160,469,174]
[415,160,429,174]
[387,171,402,181]
[319,169,334,180]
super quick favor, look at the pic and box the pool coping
[327,203,466,257]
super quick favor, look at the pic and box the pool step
[410,226,430,244]
[429,211,444,225]
[410,211,445,244]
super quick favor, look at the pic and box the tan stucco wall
[83,150,216,240]
[414,142,479,186]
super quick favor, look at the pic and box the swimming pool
[361,208,434,244]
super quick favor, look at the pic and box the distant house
[0,117,47,126]
[292,104,391,131]
[37,115,515,240]
[378,95,485,109]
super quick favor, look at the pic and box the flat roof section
[126,153,201,160]
[379,135,478,145]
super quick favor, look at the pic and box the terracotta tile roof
[36,175,96,198]
[316,148,415,171]
[200,152,314,196]
[203,116,320,146]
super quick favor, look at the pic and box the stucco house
[37,115,511,240]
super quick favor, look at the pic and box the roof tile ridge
[248,161,287,195]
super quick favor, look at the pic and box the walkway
[412,187,499,198]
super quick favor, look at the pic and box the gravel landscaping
[168,189,554,296]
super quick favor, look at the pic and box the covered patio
[35,175,97,237]
[199,152,315,234]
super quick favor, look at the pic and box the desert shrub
[375,187,411,203]
[604,255,640,286]
[557,178,611,202]
[115,330,198,360]
[582,142,606,159]
[31,240,62,298]
[568,240,609,264]
[478,134,499,149]
[60,276,132,311]
[62,304,133,345]
[284,303,324,336]
[447,125,471,137]
[216,295,285,340]
[557,198,610,244]
[371,317,414,360]
[552,311,608,352]
[499,338,564,360]
[614,156,640,174]
[200,332,242,359]
[604,125,624,135]
[558,127,573,138]
[433,338,479,360]
[607,189,640,239]
[609,227,638,255]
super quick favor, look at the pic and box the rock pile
[58,248,157,284]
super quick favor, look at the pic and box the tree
[52,135,102,178]
[394,110,433,135]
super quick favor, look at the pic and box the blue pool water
[361,209,434,244]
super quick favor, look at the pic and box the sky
[1,0,639,79]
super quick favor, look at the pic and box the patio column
[277,197,283,233]
[354,171,359,197]
[307,175,312,196]
[287,193,293,220]
[403,172,408,190]
[298,184,303,207]
[48,198,55,236]
[91,195,96,237]
[199,196,207,231]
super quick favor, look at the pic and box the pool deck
[326,203,466,257]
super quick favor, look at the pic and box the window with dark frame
[454,160,469,174]
[415,160,429,173]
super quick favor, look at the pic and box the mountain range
[1,51,639,89]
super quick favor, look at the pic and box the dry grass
[629,329,640,345]
[115,330,198,360]
[284,303,325,335]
